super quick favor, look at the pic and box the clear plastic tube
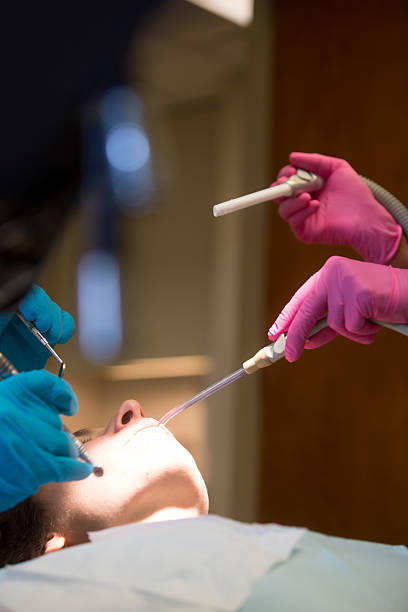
[158,367,246,426]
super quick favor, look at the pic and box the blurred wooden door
[260,0,408,543]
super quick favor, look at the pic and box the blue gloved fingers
[0,309,13,335]
[25,419,80,458]
[1,284,74,372]
[19,285,75,345]
[38,299,62,344]
[1,390,61,430]
[53,310,75,345]
[35,305,75,345]
[3,411,77,458]
[0,444,90,496]
[19,285,50,324]
[11,370,79,416]
[0,369,89,511]
[53,456,93,482]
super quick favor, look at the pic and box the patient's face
[36,399,208,541]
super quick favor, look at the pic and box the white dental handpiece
[213,169,324,217]
[242,319,329,373]
[242,318,408,374]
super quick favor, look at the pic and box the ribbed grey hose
[360,175,408,239]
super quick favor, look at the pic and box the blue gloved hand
[0,370,92,512]
[0,285,75,372]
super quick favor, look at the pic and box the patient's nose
[115,399,145,432]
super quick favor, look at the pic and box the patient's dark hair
[0,497,52,567]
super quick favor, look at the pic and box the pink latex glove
[268,256,408,362]
[274,152,402,264]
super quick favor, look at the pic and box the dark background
[261,0,408,544]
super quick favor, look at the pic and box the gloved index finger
[12,370,78,416]
[12,413,78,458]
[285,276,328,362]
[20,285,75,345]
[268,272,319,340]
[57,310,75,344]
[19,285,50,323]
[277,164,296,180]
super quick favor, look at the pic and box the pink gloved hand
[268,256,408,362]
[273,152,402,264]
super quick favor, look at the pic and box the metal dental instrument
[17,312,66,378]
[2,313,104,477]
[212,169,324,217]
[158,318,408,427]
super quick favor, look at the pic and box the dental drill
[158,318,408,427]
[0,314,103,477]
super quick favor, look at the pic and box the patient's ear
[44,534,66,553]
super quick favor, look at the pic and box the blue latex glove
[0,285,75,372]
[0,370,92,512]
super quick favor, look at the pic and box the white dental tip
[213,183,293,217]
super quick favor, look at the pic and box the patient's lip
[123,417,174,445]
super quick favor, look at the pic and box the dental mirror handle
[213,169,324,217]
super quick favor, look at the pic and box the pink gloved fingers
[326,311,376,343]
[278,192,312,220]
[270,175,289,188]
[284,280,328,362]
[289,152,344,180]
[268,273,319,341]
[268,307,293,340]
[343,297,382,336]
[323,268,378,342]
[277,165,296,180]
[281,201,320,239]
[305,327,337,349]
[269,175,290,205]
[342,332,375,344]
[305,324,375,350]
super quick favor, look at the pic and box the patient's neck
[141,506,204,523]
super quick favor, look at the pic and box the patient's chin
[191,471,209,515]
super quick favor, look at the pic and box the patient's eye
[73,428,103,444]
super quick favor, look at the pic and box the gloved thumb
[289,152,343,181]
[54,456,93,483]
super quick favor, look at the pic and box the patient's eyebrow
[72,427,105,442]
[72,428,93,439]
